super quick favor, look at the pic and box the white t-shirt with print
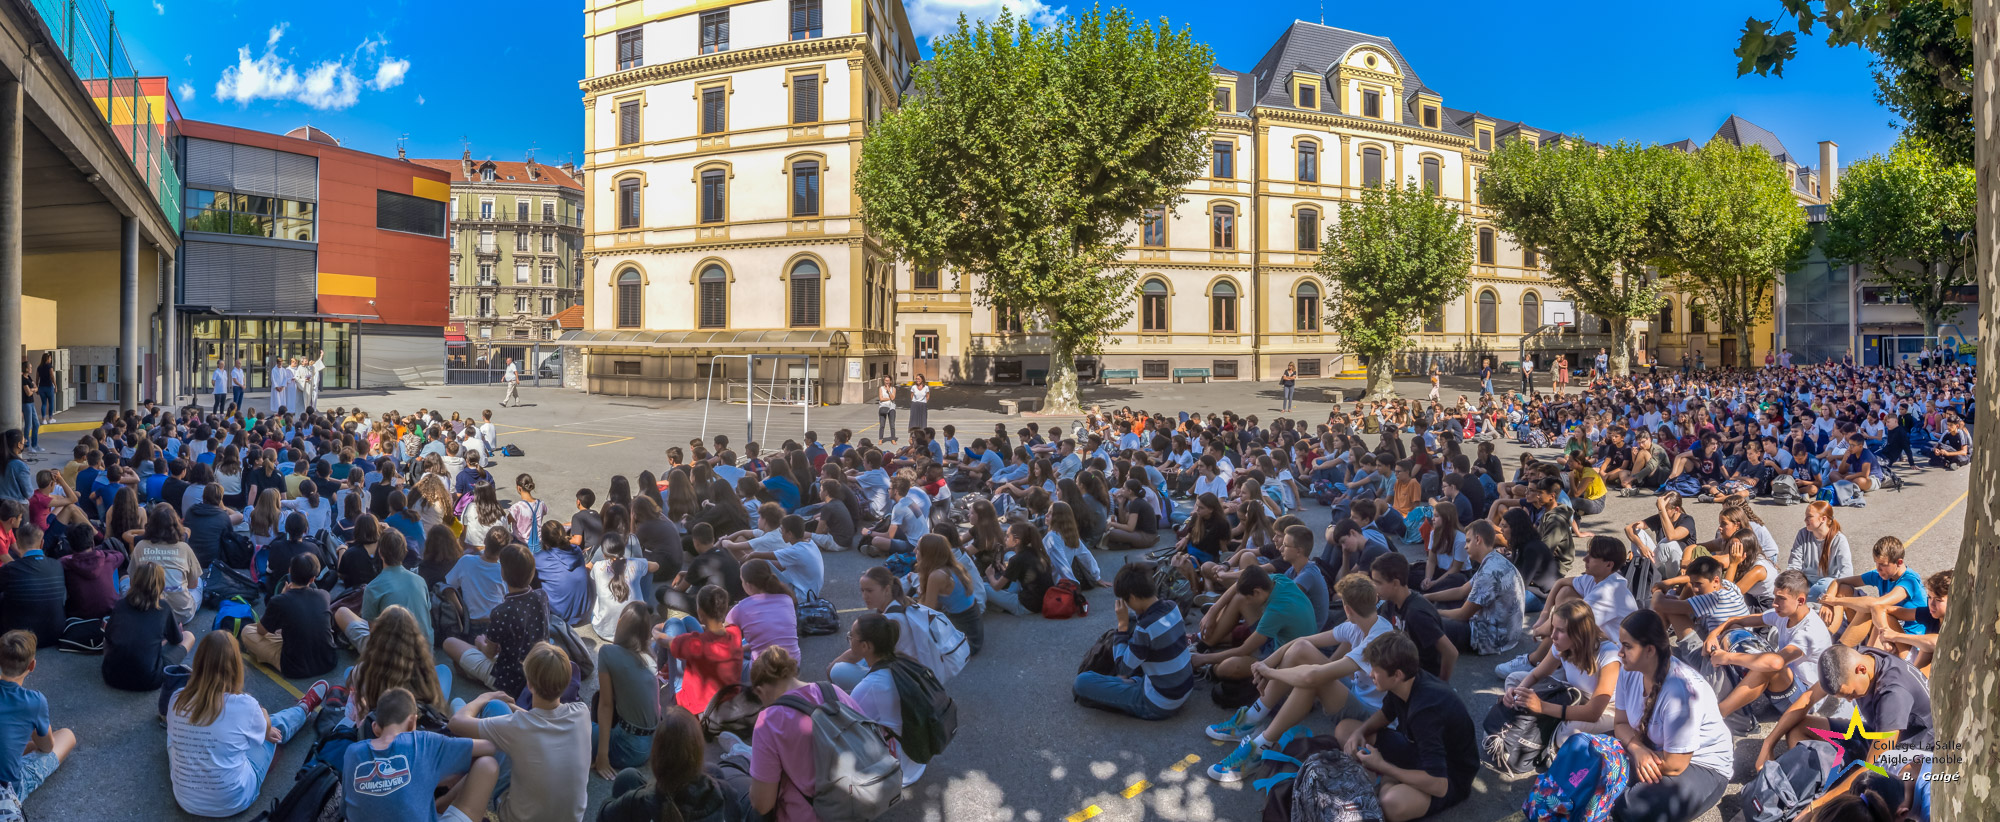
[1333,616,1396,712]
[1614,658,1734,776]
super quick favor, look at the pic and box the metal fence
[26,0,182,229]
[445,342,562,386]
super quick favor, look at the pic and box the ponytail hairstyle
[1808,499,1842,575]
[1006,521,1049,574]
[300,478,321,507]
[852,612,900,664]
[860,565,908,604]
[741,558,795,603]
[694,584,730,624]
[1621,609,1673,748]
[599,534,632,604]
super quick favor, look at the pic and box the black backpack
[250,760,343,822]
[1479,681,1584,776]
[430,583,468,648]
[885,656,957,764]
[220,528,255,570]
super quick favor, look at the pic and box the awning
[548,328,850,351]
[444,335,469,342]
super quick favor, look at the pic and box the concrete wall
[357,333,445,387]
[23,248,164,348]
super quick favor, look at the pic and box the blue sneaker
[1206,738,1261,782]
[1205,707,1260,742]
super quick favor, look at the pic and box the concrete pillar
[162,254,176,403]
[0,80,22,435]
[120,216,138,411]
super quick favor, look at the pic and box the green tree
[1479,138,1676,376]
[856,8,1215,413]
[1823,137,1976,337]
[1315,180,1474,398]
[1658,138,1812,368]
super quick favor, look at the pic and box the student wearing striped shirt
[1649,556,1749,663]
[1072,564,1192,721]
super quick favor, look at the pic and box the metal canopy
[549,329,848,350]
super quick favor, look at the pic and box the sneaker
[1494,653,1533,677]
[1205,707,1261,742]
[296,680,332,714]
[1206,737,1262,782]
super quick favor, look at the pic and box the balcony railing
[28,0,182,229]
[452,211,584,228]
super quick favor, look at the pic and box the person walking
[501,357,520,408]
[210,361,229,414]
[228,359,246,413]
[1479,357,1493,396]
[908,379,930,432]
[876,375,898,443]
[1427,365,1441,402]
[1520,355,1534,395]
[1280,362,1297,411]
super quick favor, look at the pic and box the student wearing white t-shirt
[743,515,825,600]
[1702,569,1832,722]
[1500,600,1621,749]
[1201,574,1391,783]
[1609,609,1733,822]
[847,613,927,787]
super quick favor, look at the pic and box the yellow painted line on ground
[245,656,306,699]
[1065,806,1101,822]
[496,425,540,434]
[1121,780,1150,798]
[1168,754,1201,772]
[40,421,99,433]
[1906,490,1968,548]
[585,436,636,448]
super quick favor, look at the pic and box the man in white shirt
[210,362,229,414]
[501,357,520,407]
[269,359,290,414]
[228,360,246,413]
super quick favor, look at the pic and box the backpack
[1042,580,1086,620]
[500,444,525,457]
[797,592,840,636]
[430,583,469,648]
[1400,505,1432,546]
[221,528,255,570]
[1742,739,1841,822]
[1076,628,1118,677]
[1254,731,1382,822]
[546,611,596,682]
[1521,733,1628,822]
[884,603,968,683]
[1146,559,1197,616]
[1480,681,1585,776]
[701,683,762,741]
[772,682,904,822]
[213,596,258,638]
[250,761,344,822]
[58,617,106,654]
[1770,475,1801,505]
[884,657,957,764]
[202,565,264,610]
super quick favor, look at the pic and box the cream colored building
[577,0,916,401]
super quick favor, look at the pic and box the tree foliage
[1822,137,1978,336]
[1657,138,1812,368]
[1479,138,1677,375]
[855,7,1215,412]
[1315,180,1474,398]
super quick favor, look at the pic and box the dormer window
[480,167,494,182]
[1361,89,1381,119]
[1296,82,1317,110]
[1476,128,1493,152]
[1423,106,1439,128]
[1213,84,1234,112]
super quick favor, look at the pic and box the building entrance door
[1720,338,1738,367]
[911,331,940,383]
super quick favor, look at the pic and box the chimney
[396,144,406,161]
[561,162,577,179]
[461,148,473,181]
[525,156,539,181]
[1819,140,1839,202]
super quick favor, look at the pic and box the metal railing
[26,0,181,230]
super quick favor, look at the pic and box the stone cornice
[582,36,868,98]
[583,234,866,257]
[1252,106,1473,148]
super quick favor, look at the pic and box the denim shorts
[8,750,58,799]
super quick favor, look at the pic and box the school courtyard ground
[18,376,1972,822]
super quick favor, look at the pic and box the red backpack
[1042,580,1088,619]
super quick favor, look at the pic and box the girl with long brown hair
[1499,599,1620,750]
[165,631,330,817]
[1787,499,1852,601]
[916,534,983,655]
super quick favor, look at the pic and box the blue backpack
[212,596,256,638]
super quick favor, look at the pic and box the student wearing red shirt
[665,585,742,715]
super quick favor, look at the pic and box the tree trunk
[1609,316,1631,376]
[1931,0,1996,817]
[1042,337,1083,416]
[1732,319,1757,369]
[1366,356,1398,399]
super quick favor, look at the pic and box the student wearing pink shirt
[745,647,864,821]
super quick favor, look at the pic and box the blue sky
[118,0,1904,168]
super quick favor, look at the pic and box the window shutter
[700,282,726,328]
[790,273,821,327]
[805,0,821,30]
[794,75,818,123]
[702,89,725,134]
[619,103,639,145]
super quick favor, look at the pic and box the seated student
[810,481,859,552]
[1704,569,1833,724]
[444,545,548,700]
[1102,478,1161,551]
[847,613,929,787]
[1821,536,1927,643]
[1758,642,1934,776]
[594,603,661,779]
[1276,524,1330,630]
[1427,520,1527,657]
[664,585,742,715]
[1191,564,1317,681]
[743,515,826,602]
[1648,555,1750,662]
[1610,610,1735,822]
[240,553,338,679]
[1041,501,1104,588]
[258,512,315,594]
[916,534,983,655]
[1867,569,1949,669]
[1330,631,1478,822]
[588,533,657,640]
[448,643,593,822]
[1410,504,1468,594]
[862,475,930,558]
[446,526,512,625]
[597,705,757,822]
[334,530,434,652]
[1521,537,1640,668]
[660,522,746,616]
[167,631,331,817]
[1072,563,1192,722]
[1498,600,1621,751]
[1625,490,1697,572]
[1369,553,1457,680]
[344,686,500,822]
[530,520,591,627]
[1204,573,1392,782]
[101,562,198,692]
[0,525,64,647]
[744,646,867,822]
[728,560,802,664]
[0,630,77,813]
[1929,415,1969,469]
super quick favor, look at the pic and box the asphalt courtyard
[19,375,1972,822]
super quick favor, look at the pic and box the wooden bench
[1101,369,1140,384]
[1172,368,1212,383]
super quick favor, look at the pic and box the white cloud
[903,0,1064,41]
[176,81,195,101]
[152,1,164,14]
[212,24,407,111]
[184,54,192,65]
[415,94,425,106]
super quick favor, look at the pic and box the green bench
[1172,368,1211,383]
[1101,369,1140,384]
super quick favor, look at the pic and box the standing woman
[1554,354,1570,394]
[909,379,930,433]
[1428,365,1442,402]
[876,375,899,444]
[1609,610,1733,822]
[1280,362,1297,412]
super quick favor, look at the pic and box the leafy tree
[1823,137,1976,337]
[856,8,1215,413]
[1315,180,1473,398]
[1479,138,1676,376]
[1657,138,1812,368]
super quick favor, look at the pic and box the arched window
[1210,281,1237,332]
[1689,300,1706,333]
[616,269,642,328]
[1522,291,1540,331]
[1478,290,1498,334]
[1140,279,1169,332]
[697,265,727,328]
[1297,142,1319,183]
[788,260,821,327]
[790,160,821,217]
[1421,157,1441,194]
[1295,208,1320,252]
[1361,147,1384,187]
[1657,300,1674,334]
[1211,205,1236,249]
[1295,282,1320,331]
[1477,228,1496,264]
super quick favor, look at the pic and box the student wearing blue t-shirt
[345,687,497,822]
[0,631,74,813]
[1824,536,1929,640]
